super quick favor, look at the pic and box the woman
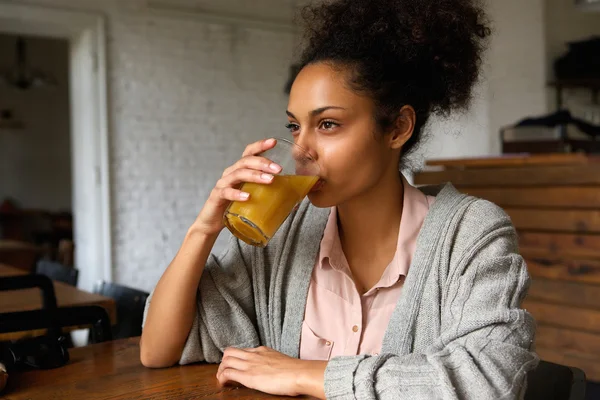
[140,0,538,398]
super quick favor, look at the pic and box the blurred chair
[0,274,70,346]
[0,274,57,310]
[35,260,78,287]
[525,360,586,400]
[0,306,112,344]
[89,281,149,343]
[587,382,600,400]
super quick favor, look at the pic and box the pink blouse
[299,176,435,360]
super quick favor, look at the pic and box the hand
[191,138,282,236]
[216,346,327,399]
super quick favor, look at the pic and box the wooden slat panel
[506,208,600,233]
[519,232,600,260]
[526,258,600,285]
[413,165,600,187]
[535,346,600,381]
[536,325,600,355]
[523,300,600,333]
[425,153,592,169]
[522,247,600,263]
[460,187,600,208]
[528,279,600,309]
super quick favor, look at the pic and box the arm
[299,361,328,399]
[323,230,538,399]
[141,232,259,367]
[139,228,216,368]
[141,138,279,368]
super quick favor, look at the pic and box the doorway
[0,2,112,291]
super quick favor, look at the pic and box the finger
[223,347,253,360]
[243,346,267,353]
[223,156,281,178]
[217,169,274,190]
[217,367,247,388]
[217,355,248,377]
[242,138,277,158]
[214,187,250,202]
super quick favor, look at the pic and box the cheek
[323,145,379,179]
[314,137,386,201]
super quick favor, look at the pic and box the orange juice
[224,174,319,246]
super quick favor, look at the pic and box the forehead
[288,62,371,114]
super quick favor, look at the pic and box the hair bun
[299,0,490,115]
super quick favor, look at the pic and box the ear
[389,105,416,150]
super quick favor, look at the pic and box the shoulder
[424,182,513,231]
[452,196,519,266]
[425,183,519,261]
[459,197,514,235]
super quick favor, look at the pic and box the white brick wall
[109,17,294,290]
[11,0,295,291]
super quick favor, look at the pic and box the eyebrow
[286,106,347,120]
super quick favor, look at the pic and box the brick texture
[109,17,294,290]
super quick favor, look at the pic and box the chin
[307,190,336,208]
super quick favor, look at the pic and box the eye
[319,120,339,131]
[285,123,300,134]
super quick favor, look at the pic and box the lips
[310,179,325,192]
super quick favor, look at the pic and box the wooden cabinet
[414,153,600,381]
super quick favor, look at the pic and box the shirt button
[325,341,332,346]
[352,325,359,333]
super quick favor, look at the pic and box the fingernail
[265,138,276,146]
[269,163,281,172]
[261,173,274,181]
[239,192,249,200]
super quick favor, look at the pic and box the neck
[337,169,404,255]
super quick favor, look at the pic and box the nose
[295,132,318,161]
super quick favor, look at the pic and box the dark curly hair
[295,0,491,162]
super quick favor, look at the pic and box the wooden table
[2,337,315,399]
[0,264,117,341]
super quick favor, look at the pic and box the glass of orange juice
[223,138,320,247]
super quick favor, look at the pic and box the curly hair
[296,0,491,161]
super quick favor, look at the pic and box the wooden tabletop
[2,337,316,399]
[0,264,117,341]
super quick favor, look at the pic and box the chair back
[525,360,586,400]
[0,274,57,310]
[35,260,78,287]
[91,281,149,341]
[0,306,112,344]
